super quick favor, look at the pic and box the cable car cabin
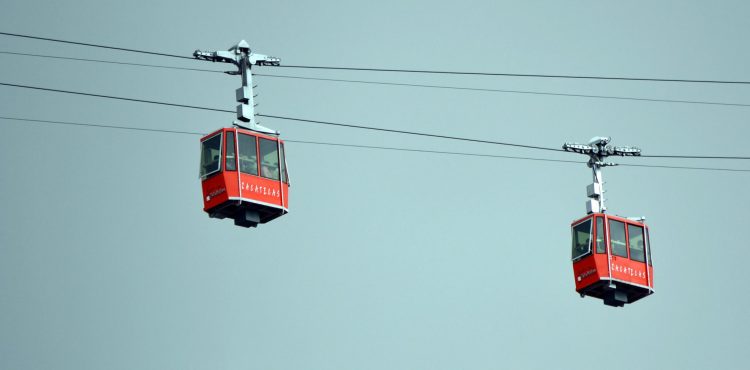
[200,127,289,228]
[571,213,654,307]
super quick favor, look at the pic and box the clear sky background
[1,1,749,369]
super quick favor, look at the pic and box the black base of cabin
[234,210,260,228]
[578,280,653,307]
[208,200,286,228]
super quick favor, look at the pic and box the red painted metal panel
[573,255,599,290]
[571,212,655,302]
[200,127,290,223]
[237,172,287,208]
[201,172,234,211]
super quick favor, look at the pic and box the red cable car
[200,127,289,227]
[193,40,287,228]
[563,137,653,307]
[571,213,654,307]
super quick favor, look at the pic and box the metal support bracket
[563,136,641,214]
[194,40,280,135]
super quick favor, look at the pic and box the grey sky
[1,1,749,369]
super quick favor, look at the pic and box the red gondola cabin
[200,127,289,227]
[571,213,654,307]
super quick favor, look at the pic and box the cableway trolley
[200,127,289,227]
[195,41,289,227]
[564,137,654,307]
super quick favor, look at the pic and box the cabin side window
[595,216,606,253]
[238,133,258,175]
[225,132,236,171]
[571,219,592,260]
[628,224,646,262]
[609,220,628,257]
[279,142,288,184]
[200,133,222,178]
[646,228,653,266]
[259,138,281,180]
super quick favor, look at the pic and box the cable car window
[646,228,653,266]
[225,131,236,171]
[595,217,606,253]
[238,133,258,175]
[609,220,628,257]
[571,219,592,260]
[259,138,280,180]
[279,142,288,184]
[628,224,646,262]
[200,133,222,178]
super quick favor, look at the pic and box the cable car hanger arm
[193,40,280,74]
[562,137,641,214]
[193,40,280,135]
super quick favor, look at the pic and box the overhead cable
[617,163,750,172]
[641,154,750,160]
[276,65,750,85]
[2,81,750,160]
[0,116,204,135]
[4,50,750,108]
[0,82,562,152]
[3,116,749,173]
[257,113,561,152]
[3,31,750,85]
[0,82,232,113]
[0,116,575,163]
[254,74,750,108]
[0,31,193,60]
[0,51,221,73]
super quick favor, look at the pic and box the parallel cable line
[3,31,750,84]
[0,82,562,152]
[256,113,561,152]
[0,31,193,60]
[0,51,221,73]
[2,116,748,172]
[276,65,750,85]
[0,116,204,135]
[254,74,750,108]
[640,154,750,160]
[0,82,232,113]
[617,163,750,172]
[2,82,750,160]
[4,50,750,108]
[0,116,574,162]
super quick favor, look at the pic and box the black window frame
[609,219,628,258]
[225,131,237,172]
[238,133,259,176]
[571,218,593,261]
[646,228,653,266]
[258,137,281,181]
[627,224,647,263]
[595,216,607,254]
[279,141,288,184]
[200,133,223,179]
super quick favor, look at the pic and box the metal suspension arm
[193,40,281,135]
[563,136,641,214]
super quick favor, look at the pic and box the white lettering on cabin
[577,268,597,282]
[241,182,281,199]
[206,188,226,201]
[610,263,646,279]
